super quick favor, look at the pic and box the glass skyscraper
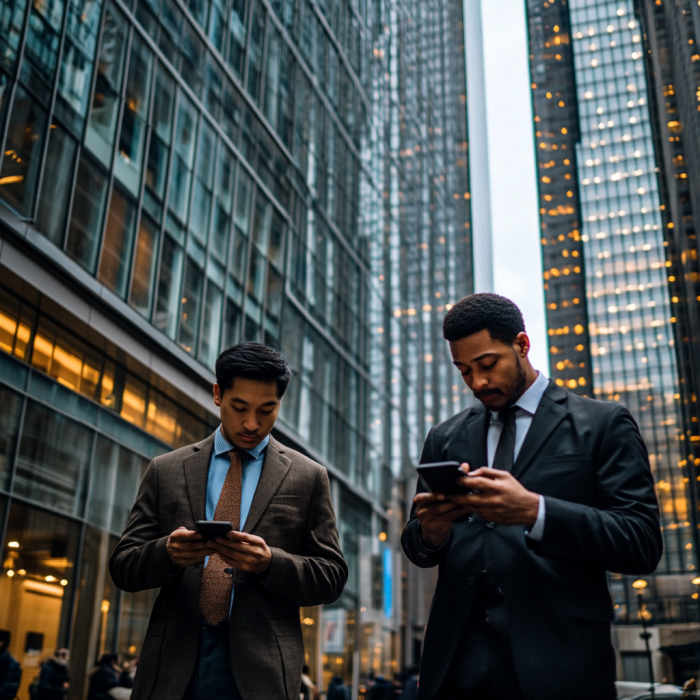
[0,0,473,696]
[527,0,699,685]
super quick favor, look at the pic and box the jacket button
[487,521,496,529]
[418,552,427,559]
[466,576,475,586]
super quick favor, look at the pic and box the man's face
[213,377,281,450]
[449,329,530,411]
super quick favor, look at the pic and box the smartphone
[416,461,472,495]
[196,520,233,540]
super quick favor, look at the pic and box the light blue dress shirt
[204,426,268,612]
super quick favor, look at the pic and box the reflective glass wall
[527,0,699,670]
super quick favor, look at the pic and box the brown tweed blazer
[109,433,348,700]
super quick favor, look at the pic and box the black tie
[493,406,519,472]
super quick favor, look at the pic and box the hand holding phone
[416,461,475,495]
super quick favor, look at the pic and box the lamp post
[633,579,655,699]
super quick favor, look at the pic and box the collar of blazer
[182,433,293,533]
[463,379,570,481]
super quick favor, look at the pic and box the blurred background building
[0,0,476,698]
[526,0,700,685]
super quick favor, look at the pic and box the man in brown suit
[110,343,348,700]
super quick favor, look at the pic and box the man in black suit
[402,294,662,700]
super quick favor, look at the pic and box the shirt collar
[214,426,270,461]
[490,371,550,419]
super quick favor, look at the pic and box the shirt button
[487,521,496,529]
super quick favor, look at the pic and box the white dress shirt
[486,370,549,540]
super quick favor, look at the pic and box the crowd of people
[0,629,138,700]
[299,666,419,700]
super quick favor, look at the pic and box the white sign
[322,608,346,653]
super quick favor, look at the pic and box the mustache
[474,388,503,400]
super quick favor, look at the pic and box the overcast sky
[480,0,550,374]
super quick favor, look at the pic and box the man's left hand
[449,467,540,527]
[208,531,272,574]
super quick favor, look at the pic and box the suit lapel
[242,437,292,534]
[183,433,216,523]
[462,402,489,469]
[511,381,569,481]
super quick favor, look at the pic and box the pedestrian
[326,675,350,700]
[399,666,418,700]
[120,658,137,689]
[86,653,121,700]
[402,293,662,700]
[110,343,348,700]
[299,665,317,700]
[34,649,70,700]
[0,630,21,700]
[368,674,394,700]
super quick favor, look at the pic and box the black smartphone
[416,461,472,495]
[196,520,233,540]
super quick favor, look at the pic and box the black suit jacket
[402,381,662,700]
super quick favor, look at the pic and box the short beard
[508,350,528,406]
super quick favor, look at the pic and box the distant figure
[0,630,21,700]
[326,676,350,700]
[120,659,138,689]
[35,649,70,700]
[368,675,394,700]
[87,653,121,700]
[299,665,317,700]
[400,667,418,700]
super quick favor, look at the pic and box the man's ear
[213,383,222,406]
[514,332,531,358]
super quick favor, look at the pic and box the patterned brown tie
[198,449,242,626]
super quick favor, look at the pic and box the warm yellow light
[692,577,700,586]
[101,600,110,613]
[7,570,14,577]
[7,541,19,548]
[45,575,57,582]
[378,532,387,542]
[60,579,68,586]
[632,579,647,589]
[17,570,26,576]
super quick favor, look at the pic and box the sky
[480,0,550,374]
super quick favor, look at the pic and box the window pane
[56,0,103,129]
[0,502,80,693]
[129,213,160,316]
[252,191,271,254]
[98,186,137,298]
[114,34,153,194]
[120,372,147,428]
[0,85,48,216]
[178,257,203,354]
[269,209,285,269]
[85,3,129,166]
[89,436,148,533]
[65,155,108,273]
[154,233,184,339]
[208,0,225,53]
[0,385,22,491]
[21,0,65,104]
[227,0,247,79]
[263,26,280,129]
[180,23,204,96]
[145,65,175,209]
[168,95,198,222]
[200,282,222,369]
[246,0,265,103]
[158,0,181,65]
[14,401,92,516]
[247,247,266,303]
[69,529,119,700]
[146,390,179,445]
[224,297,241,348]
[0,0,28,72]
[36,123,78,246]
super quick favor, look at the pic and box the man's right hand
[414,461,472,549]
[166,527,215,567]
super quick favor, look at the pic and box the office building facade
[0,0,472,697]
[527,0,699,685]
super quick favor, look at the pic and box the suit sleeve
[401,428,452,569]
[262,467,348,606]
[109,458,180,592]
[528,405,663,574]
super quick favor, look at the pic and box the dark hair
[215,343,292,398]
[0,629,9,646]
[100,653,119,666]
[443,293,526,345]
